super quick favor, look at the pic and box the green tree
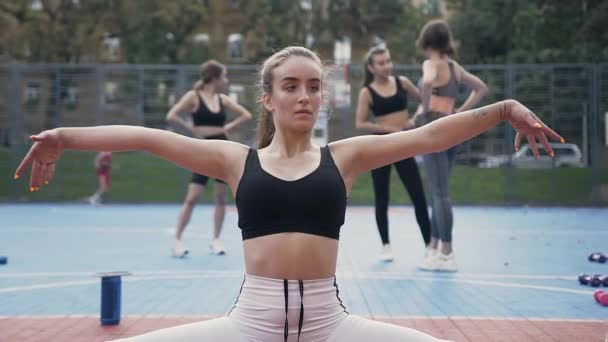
[445,0,608,63]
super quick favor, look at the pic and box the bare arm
[331,100,563,182]
[419,60,438,114]
[15,126,248,190]
[221,94,253,132]
[354,88,398,134]
[455,65,488,113]
[165,91,196,132]
[399,76,421,102]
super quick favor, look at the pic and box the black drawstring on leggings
[283,279,305,342]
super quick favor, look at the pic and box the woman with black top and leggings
[355,45,431,262]
[166,60,252,257]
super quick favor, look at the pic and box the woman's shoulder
[358,86,372,98]
[181,89,199,102]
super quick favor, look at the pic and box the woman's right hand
[14,129,64,191]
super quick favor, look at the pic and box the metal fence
[0,63,606,205]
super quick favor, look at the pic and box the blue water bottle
[97,271,130,325]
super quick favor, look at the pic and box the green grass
[1,147,606,206]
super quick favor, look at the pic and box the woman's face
[263,56,323,134]
[368,51,393,79]
[214,68,229,90]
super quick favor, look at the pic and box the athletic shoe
[379,244,394,262]
[172,240,189,258]
[418,247,439,271]
[210,239,226,255]
[436,252,458,272]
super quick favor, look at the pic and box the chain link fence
[0,63,606,205]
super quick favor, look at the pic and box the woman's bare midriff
[375,110,411,131]
[429,95,455,114]
[192,126,226,138]
[243,233,339,280]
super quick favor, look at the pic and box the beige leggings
[112,274,452,342]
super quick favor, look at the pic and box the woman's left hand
[506,100,564,158]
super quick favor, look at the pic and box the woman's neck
[428,50,445,61]
[200,84,216,96]
[373,74,391,86]
[266,130,314,157]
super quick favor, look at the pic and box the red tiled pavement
[1,316,606,342]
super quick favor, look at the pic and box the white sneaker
[379,244,394,262]
[172,240,189,258]
[88,195,100,206]
[436,252,458,272]
[418,247,438,271]
[210,239,226,255]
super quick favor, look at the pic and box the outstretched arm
[331,100,563,182]
[14,126,248,190]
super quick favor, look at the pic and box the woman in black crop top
[165,60,252,258]
[355,45,432,263]
[17,46,562,342]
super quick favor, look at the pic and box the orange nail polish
[30,187,34,192]
[550,152,555,157]
[560,138,565,143]
[14,174,19,180]
[44,181,49,185]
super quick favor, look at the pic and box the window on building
[333,36,351,65]
[25,81,41,104]
[193,33,210,46]
[227,33,244,60]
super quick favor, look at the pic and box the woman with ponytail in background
[166,60,252,257]
[355,45,431,262]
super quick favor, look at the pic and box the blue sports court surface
[1,204,607,341]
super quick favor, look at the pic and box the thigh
[394,158,425,196]
[371,164,391,194]
[109,317,247,342]
[326,315,452,342]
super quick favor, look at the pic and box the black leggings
[371,157,431,246]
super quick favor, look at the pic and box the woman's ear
[262,93,274,113]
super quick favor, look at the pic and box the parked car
[478,143,584,168]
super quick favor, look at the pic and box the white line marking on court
[0,270,596,296]
[0,270,579,280]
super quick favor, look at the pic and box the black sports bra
[366,76,408,117]
[235,146,347,240]
[191,93,227,127]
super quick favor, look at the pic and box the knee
[184,198,198,207]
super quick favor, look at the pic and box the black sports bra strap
[395,76,404,92]
[365,84,376,96]
[249,148,260,168]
